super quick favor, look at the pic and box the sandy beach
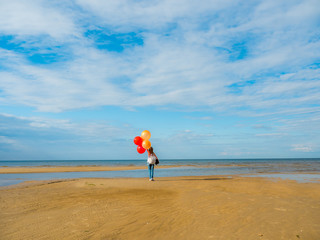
[1,174,320,240]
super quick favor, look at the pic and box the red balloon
[137,145,146,154]
[134,136,143,146]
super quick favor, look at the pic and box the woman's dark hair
[149,147,153,154]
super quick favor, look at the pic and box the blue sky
[0,0,319,160]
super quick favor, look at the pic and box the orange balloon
[141,130,151,140]
[142,139,151,150]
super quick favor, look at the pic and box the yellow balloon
[142,139,151,150]
[141,130,151,140]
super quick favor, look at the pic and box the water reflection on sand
[1,162,320,187]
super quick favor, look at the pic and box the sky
[0,0,319,160]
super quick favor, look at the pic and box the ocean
[0,158,319,187]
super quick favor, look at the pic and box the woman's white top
[147,154,156,164]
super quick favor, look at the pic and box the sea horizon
[2,157,319,162]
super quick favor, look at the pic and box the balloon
[133,136,143,146]
[142,139,151,150]
[137,145,146,154]
[141,130,151,140]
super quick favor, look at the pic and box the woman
[147,147,158,181]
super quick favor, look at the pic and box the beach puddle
[244,173,320,183]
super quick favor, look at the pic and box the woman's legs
[148,164,154,179]
[151,164,154,179]
[148,164,152,179]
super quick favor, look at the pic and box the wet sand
[0,165,181,174]
[1,176,319,240]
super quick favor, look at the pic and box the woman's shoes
[149,178,154,181]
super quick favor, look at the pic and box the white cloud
[75,0,237,32]
[253,124,272,130]
[0,47,130,112]
[219,151,257,156]
[0,113,132,141]
[167,130,214,144]
[0,136,17,145]
[291,144,313,152]
[0,0,319,116]
[186,116,213,121]
[0,0,79,40]
[255,133,285,137]
[0,113,138,160]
